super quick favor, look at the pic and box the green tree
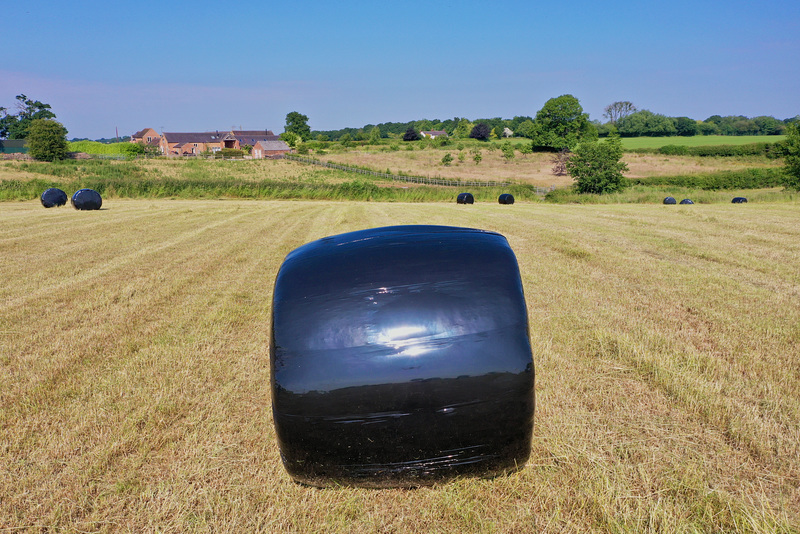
[616,110,677,137]
[530,94,596,150]
[473,151,482,165]
[441,152,453,166]
[27,119,69,161]
[675,117,699,136]
[566,135,629,194]
[280,131,300,147]
[784,123,800,190]
[403,127,420,141]
[603,101,637,124]
[452,118,474,139]
[469,123,491,140]
[369,126,382,144]
[285,111,311,141]
[501,142,516,163]
[339,133,352,147]
[0,94,57,139]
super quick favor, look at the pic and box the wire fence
[284,154,523,189]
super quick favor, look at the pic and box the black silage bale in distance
[270,225,535,488]
[498,193,515,205]
[40,188,68,208]
[732,197,748,203]
[71,189,103,210]
[663,196,677,205]
[679,199,694,204]
[456,192,474,204]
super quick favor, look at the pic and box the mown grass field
[618,135,787,150]
[1,199,798,532]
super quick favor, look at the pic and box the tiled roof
[254,140,290,151]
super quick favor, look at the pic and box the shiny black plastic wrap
[663,196,677,205]
[456,192,474,204]
[71,189,103,210]
[679,199,694,205]
[498,194,515,205]
[270,225,534,487]
[732,197,748,203]
[40,188,67,208]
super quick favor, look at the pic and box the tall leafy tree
[566,135,629,194]
[530,95,596,150]
[403,127,420,141]
[469,123,491,140]
[27,119,69,161]
[603,101,637,124]
[285,111,311,141]
[0,94,56,139]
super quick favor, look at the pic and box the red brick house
[157,130,278,156]
[130,128,161,147]
[251,139,291,159]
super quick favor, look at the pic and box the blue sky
[3,0,798,139]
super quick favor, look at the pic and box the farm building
[130,128,161,148]
[251,139,291,159]
[157,130,278,156]
[420,130,448,139]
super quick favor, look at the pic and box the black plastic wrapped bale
[663,196,677,205]
[270,225,534,488]
[679,199,694,205]
[498,194,515,205]
[732,197,748,204]
[40,188,67,208]
[71,189,103,210]
[456,192,474,204]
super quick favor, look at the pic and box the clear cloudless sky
[2,0,798,139]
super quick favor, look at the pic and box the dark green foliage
[0,94,56,139]
[638,142,787,159]
[27,119,69,161]
[469,123,491,140]
[530,95,596,150]
[784,123,800,190]
[675,117,699,136]
[285,111,312,141]
[567,136,629,194]
[616,110,677,137]
[403,128,420,141]
[215,148,245,158]
[658,145,690,156]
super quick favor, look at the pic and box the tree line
[309,101,797,142]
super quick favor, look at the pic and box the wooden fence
[284,154,556,194]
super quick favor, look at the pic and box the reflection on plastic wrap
[71,188,102,210]
[40,188,67,208]
[270,225,534,487]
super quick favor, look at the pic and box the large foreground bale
[457,192,474,204]
[498,193,515,205]
[71,189,102,210]
[271,225,535,487]
[40,188,67,208]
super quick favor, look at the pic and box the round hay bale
[663,196,677,205]
[732,197,748,203]
[456,192,474,204]
[71,189,103,210]
[679,199,694,204]
[271,225,534,487]
[498,193,515,205]
[40,188,68,208]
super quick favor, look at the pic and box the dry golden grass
[317,148,783,187]
[1,199,799,532]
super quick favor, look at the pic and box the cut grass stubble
[1,200,799,532]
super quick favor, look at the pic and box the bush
[658,145,689,156]
[216,148,245,159]
[27,119,69,161]
[567,136,629,194]
[629,168,785,190]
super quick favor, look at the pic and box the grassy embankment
[1,200,799,532]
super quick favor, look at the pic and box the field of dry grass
[317,148,783,187]
[2,199,799,532]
